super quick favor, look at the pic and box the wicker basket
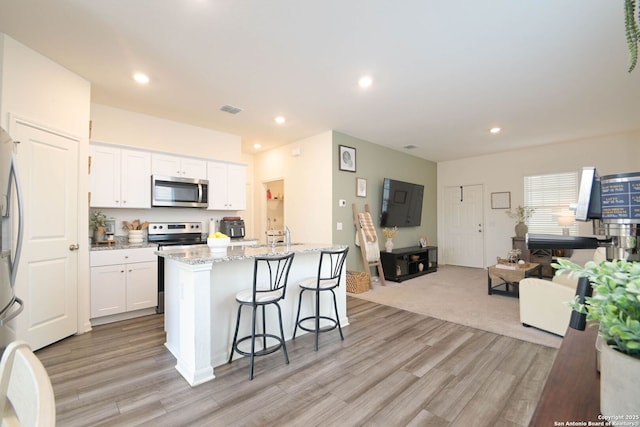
[346,270,370,294]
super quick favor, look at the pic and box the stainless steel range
[150,222,204,313]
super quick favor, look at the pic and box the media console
[380,246,438,282]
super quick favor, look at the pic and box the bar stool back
[228,252,295,380]
[292,247,349,351]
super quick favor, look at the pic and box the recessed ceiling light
[274,116,286,125]
[253,143,262,149]
[358,75,373,88]
[489,127,501,134]
[133,73,150,84]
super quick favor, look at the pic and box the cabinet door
[181,158,207,180]
[151,153,182,176]
[90,264,127,317]
[89,145,121,207]
[226,164,247,210]
[120,149,151,208]
[207,161,229,210]
[126,261,158,311]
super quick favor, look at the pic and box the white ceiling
[1,0,639,162]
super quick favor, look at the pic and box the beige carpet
[348,265,562,348]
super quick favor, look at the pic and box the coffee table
[487,262,541,297]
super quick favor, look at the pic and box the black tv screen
[380,178,424,227]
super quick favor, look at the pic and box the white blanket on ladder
[354,211,381,262]
[355,231,380,262]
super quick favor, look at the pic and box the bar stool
[292,247,349,351]
[228,252,295,380]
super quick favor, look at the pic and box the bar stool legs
[292,247,349,351]
[228,253,294,380]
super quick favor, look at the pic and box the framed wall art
[356,177,367,197]
[491,191,511,209]
[339,145,356,172]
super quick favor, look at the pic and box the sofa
[518,248,606,336]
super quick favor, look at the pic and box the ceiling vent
[220,104,243,114]
[403,144,418,149]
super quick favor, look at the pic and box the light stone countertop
[156,243,347,265]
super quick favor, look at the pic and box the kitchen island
[156,243,349,386]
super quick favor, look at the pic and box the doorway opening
[264,179,284,244]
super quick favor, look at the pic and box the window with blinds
[524,171,578,235]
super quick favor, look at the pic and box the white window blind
[524,172,578,235]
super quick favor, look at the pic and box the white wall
[1,34,90,137]
[437,131,640,267]
[90,103,242,163]
[253,131,333,244]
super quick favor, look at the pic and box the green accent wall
[331,131,438,273]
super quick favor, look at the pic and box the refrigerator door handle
[0,297,23,326]
[8,153,24,288]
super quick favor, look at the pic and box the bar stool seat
[228,252,295,380]
[293,247,349,351]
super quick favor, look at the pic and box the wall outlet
[337,222,343,230]
[339,199,346,207]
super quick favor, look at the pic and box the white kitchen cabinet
[89,144,151,208]
[90,247,158,321]
[152,153,207,180]
[207,161,247,210]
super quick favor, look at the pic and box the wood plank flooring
[36,297,557,427]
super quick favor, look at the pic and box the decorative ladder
[352,203,386,286]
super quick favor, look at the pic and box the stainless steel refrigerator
[0,127,24,354]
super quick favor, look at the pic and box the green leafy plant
[554,258,640,358]
[89,210,107,230]
[626,0,640,72]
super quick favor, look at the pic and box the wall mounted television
[380,178,424,227]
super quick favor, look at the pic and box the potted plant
[506,205,534,238]
[89,210,107,242]
[554,257,640,417]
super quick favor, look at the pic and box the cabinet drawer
[91,247,157,266]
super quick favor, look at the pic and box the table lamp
[558,215,575,236]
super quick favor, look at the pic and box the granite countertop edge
[156,243,348,265]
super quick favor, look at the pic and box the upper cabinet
[90,144,151,208]
[151,153,207,180]
[207,161,247,211]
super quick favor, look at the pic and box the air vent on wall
[403,144,418,149]
[220,104,243,114]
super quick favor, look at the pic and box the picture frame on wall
[356,177,367,197]
[491,191,511,209]
[339,145,356,172]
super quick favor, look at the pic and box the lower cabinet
[90,247,158,320]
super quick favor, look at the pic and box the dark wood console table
[529,324,600,426]
[379,246,437,282]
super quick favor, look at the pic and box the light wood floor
[36,297,557,427]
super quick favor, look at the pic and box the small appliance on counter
[219,217,245,239]
[104,219,116,241]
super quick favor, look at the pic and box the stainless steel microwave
[151,175,209,208]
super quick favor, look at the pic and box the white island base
[160,243,348,386]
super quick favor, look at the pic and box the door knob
[69,244,80,251]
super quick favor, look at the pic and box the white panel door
[443,184,485,268]
[12,119,79,350]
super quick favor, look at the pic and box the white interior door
[12,119,79,350]
[443,184,485,268]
